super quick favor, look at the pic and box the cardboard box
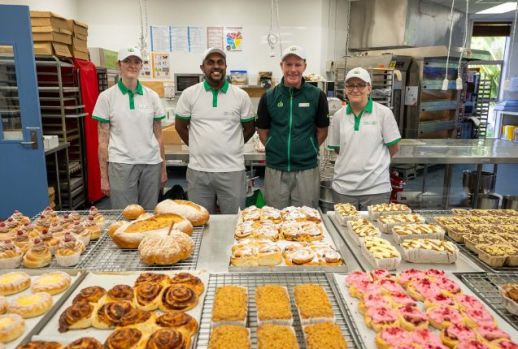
[74,32,88,41]
[33,42,72,57]
[89,47,118,69]
[72,37,87,49]
[32,26,72,45]
[30,11,68,30]
[162,124,183,145]
[73,48,90,60]
[67,19,88,36]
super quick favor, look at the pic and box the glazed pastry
[117,308,152,327]
[72,286,106,304]
[138,232,194,265]
[0,240,23,269]
[257,324,299,349]
[155,312,199,335]
[304,322,347,349]
[122,204,145,220]
[145,328,189,349]
[455,339,491,349]
[398,304,429,330]
[310,242,343,265]
[159,285,198,312]
[281,206,321,222]
[491,339,518,349]
[32,271,72,295]
[0,271,30,295]
[16,341,63,349]
[280,220,323,242]
[8,292,53,318]
[154,199,210,226]
[365,306,400,332]
[106,284,134,303]
[463,307,495,328]
[0,313,25,343]
[475,324,510,342]
[104,327,143,349]
[424,292,457,309]
[64,337,103,349]
[427,305,464,329]
[22,238,52,268]
[92,301,137,329]
[208,325,250,349]
[58,301,94,332]
[234,220,279,241]
[134,282,163,311]
[134,273,170,287]
[170,272,205,296]
[454,294,485,311]
[441,323,477,348]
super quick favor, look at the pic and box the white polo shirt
[175,80,255,172]
[328,99,401,195]
[92,80,165,164]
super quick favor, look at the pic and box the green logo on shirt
[277,101,284,108]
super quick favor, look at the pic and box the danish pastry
[170,273,205,296]
[32,271,72,295]
[106,284,134,303]
[63,337,103,349]
[0,313,25,343]
[146,328,189,349]
[0,296,7,314]
[134,282,163,311]
[138,232,194,265]
[159,285,198,312]
[155,199,210,226]
[22,238,52,268]
[58,300,94,332]
[155,312,199,335]
[134,273,170,287]
[8,292,53,318]
[16,341,63,349]
[0,271,30,295]
[92,301,136,329]
[72,286,106,304]
[122,204,145,220]
[0,240,23,269]
[104,327,143,349]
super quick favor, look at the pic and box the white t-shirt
[175,80,255,172]
[92,80,165,164]
[328,99,401,195]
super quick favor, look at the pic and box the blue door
[0,5,48,218]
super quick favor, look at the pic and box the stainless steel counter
[166,139,518,164]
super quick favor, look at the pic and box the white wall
[0,0,77,18]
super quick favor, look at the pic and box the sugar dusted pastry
[334,203,359,224]
[293,284,334,324]
[392,224,445,243]
[0,239,23,269]
[211,286,247,326]
[303,322,347,349]
[8,292,52,318]
[32,271,71,295]
[55,233,84,267]
[208,325,250,349]
[368,203,411,219]
[234,220,279,241]
[347,219,381,245]
[239,205,262,221]
[400,239,458,264]
[281,206,321,222]
[231,239,282,266]
[377,213,426,233]
[70,222,90,247]
[280,220,323,242]
[0,313,25,343]
[39,229,61,254]
[257,324,299,349]
[0,271,30,295]
[138,231,194,265]
[23,238,52,268]
[255,285,293,325]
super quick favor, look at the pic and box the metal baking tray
[78,225,205,271]
[454,272,518,331]
[194,272,366,349]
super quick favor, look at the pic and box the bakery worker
[327,67,401,210]
[92,47,167,210]
[175,48,256,214]
[257,45,329,209]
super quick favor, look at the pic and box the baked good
[347,219,381,245]
[58,300,94,332]
[280,220,323,242]
[170,272,205,296]
[475,324,510,342]
[69,223,90,247]
[112,214,193,249]
[231,239,282,266]
[293,284,334,324]
[441,323,477,348]
[376,327,444,349]
[106,284,134,303]
[365,306,399,332]
[155,199,210,226]
[134,273,170,287]
[368,203,411,219]
[92,301,142,329]
[16,341,63,349]
[0,296,7,314]
[255,285,293,325]
[281,206,321,222]
[104,327,144,349]
[239,206,262,221]
[257,324,299,349]
[309,242,343,265]
[0,271,30,295]
[345,271,373,298]
[0,313,25,343]
[377,213,426,233]
[8,292,53,318]
[463,307,495,328]
[32,271,72,295]
[454,294,485,312]
[361,237,401,270]
[83,218,102,240]
[501,283,518,315]
[88,206,104,226]
[426,305,464,329]
[107,221,125,238]
[491,339,518,349]
[477,244,514,268]
[146,328,189,349]
[334,203,359,225]
[398,304,428,330]
[155,311,198,335]
[208,325,250,349]
[22,238,52,268]
[134,282,163,311]
[73,286,106,304]
[13,229,31,253]
[0,240,23,269]
[303,322,347,349]
[55,234,84,267]
[391,224,445,243]
[400,239,458,264]
[234,220,279,241]
[159,285,198,312]
[122,204,145,220]
[64,337,103,349]
[39,229,61,254]
[138,231,194,265]
[211,286,247,326]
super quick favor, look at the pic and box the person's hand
[160,165,168,188]
[101,176,110,196]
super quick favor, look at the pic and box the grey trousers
[186,168,246,214]
[264,167,320,209]
[109,162,161,210]
[332,190,391,211]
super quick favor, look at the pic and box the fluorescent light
[476,2,517,14]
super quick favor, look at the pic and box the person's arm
[388,142,400,157]
[257,129,269,145]
[315,90,330,145]
[98,122,110,196]
[256,93,271,145]
[153,120,167,187]
[175,119,190,145]
[242,120,256,143]
[316,127,328,146]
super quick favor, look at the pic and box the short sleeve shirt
[328,99,401,195]
[92,80,165,164]
[175,80,255,172]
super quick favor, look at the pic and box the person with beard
[93,47,167,209]
[175,48,255,214]
[256,45,329,209]
[327,67,401,210]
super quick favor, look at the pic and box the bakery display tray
[327,211,482,272]
[455,271,518,331]
[79,225,205,271]
[195,272,366,349]
[7,269,86,349]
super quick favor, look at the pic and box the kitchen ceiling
[425,0,514,14]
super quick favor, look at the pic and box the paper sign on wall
[224,27,243,51]
[150,25,171,52]
[152,52,171,79]
[207,26,223,50]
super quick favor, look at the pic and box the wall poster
[207,26,224,50]
[224,27,243,51]
[152,52,171,79]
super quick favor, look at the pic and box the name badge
[299,102,310,107]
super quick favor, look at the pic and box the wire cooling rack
[454,272,518,331]
[78,225,205,271]
[194,272,366,349]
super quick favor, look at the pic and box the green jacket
[261,80,325,172]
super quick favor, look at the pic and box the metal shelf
[195,272,366,349]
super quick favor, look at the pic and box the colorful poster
[224,27,243,51]
[141,59,152,78]
[152,52,171,79]
[207,26,224,50]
